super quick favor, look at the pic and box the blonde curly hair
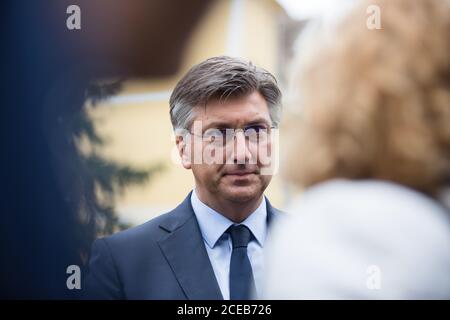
[284,0,450,196]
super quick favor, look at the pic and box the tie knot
[227,225,252,249]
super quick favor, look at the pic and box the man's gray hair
[169,56,282,131]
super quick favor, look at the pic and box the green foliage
[75,80,164,236]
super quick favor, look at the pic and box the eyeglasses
[189,124,276,147]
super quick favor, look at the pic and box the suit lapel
[266,196,284,227]
[157,193,223,300]
[157,193,284,300]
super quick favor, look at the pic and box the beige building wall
[89,0,288,225]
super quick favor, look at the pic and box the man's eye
[204,129,226,141]
[245,125,267,134]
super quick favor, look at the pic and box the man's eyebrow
[203,121,233,129]
[244,119,272,126]
[203,118,271,129]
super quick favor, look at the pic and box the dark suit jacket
[83,191,282,299]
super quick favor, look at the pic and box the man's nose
[232,130,252,164]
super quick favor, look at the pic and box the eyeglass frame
[187,123,277,147]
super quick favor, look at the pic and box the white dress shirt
[191,189,267,300]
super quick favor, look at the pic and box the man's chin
[220,185,261,203]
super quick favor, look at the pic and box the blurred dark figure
[0,0,212,299]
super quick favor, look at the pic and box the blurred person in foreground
[263,0,450,299]
[84,56,283,299]
[0,0,212,299]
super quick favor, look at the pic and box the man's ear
[176,135,192,170]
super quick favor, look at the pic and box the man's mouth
[222,170,258,177]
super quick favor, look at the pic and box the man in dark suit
[84,56,283,299]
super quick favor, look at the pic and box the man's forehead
[194,92,271,125]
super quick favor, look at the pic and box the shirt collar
[191,189,267,249]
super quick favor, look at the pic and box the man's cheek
[248,144,258,165]
[257,141,272,167]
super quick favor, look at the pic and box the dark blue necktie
[228,225,256,300]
